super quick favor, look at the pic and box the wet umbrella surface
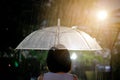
[16,26,102,50]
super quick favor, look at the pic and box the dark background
[0,0,34,51]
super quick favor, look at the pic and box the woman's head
[47,44,71,73]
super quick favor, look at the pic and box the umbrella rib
[27,30,43,48]
[76,30,92,49]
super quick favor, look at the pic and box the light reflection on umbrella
[16,26,102,50]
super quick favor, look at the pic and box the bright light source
[97,10,108,21]
[71,52,77,60]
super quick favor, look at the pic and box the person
[38,44,78,80]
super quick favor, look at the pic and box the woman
[38,44,78,80]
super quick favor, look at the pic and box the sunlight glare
[97,10,108,21]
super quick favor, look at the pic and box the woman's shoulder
[37,74,44,80]
[72,74,78,80]
[65,73,78,80]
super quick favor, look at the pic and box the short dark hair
[47,45,71,73]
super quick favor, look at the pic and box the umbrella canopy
[16,26,102,50]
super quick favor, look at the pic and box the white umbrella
[16,26,102,50]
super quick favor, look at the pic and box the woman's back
[38,72,78,80]
[43,72,73,80]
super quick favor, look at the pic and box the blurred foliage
[111,31,120,80]
[29,50,48,69]
[20,50,48,73]
[76,51,106,66]
[70,51,109,80]
[108,8,120,80]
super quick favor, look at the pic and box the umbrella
[16,26,102,50]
